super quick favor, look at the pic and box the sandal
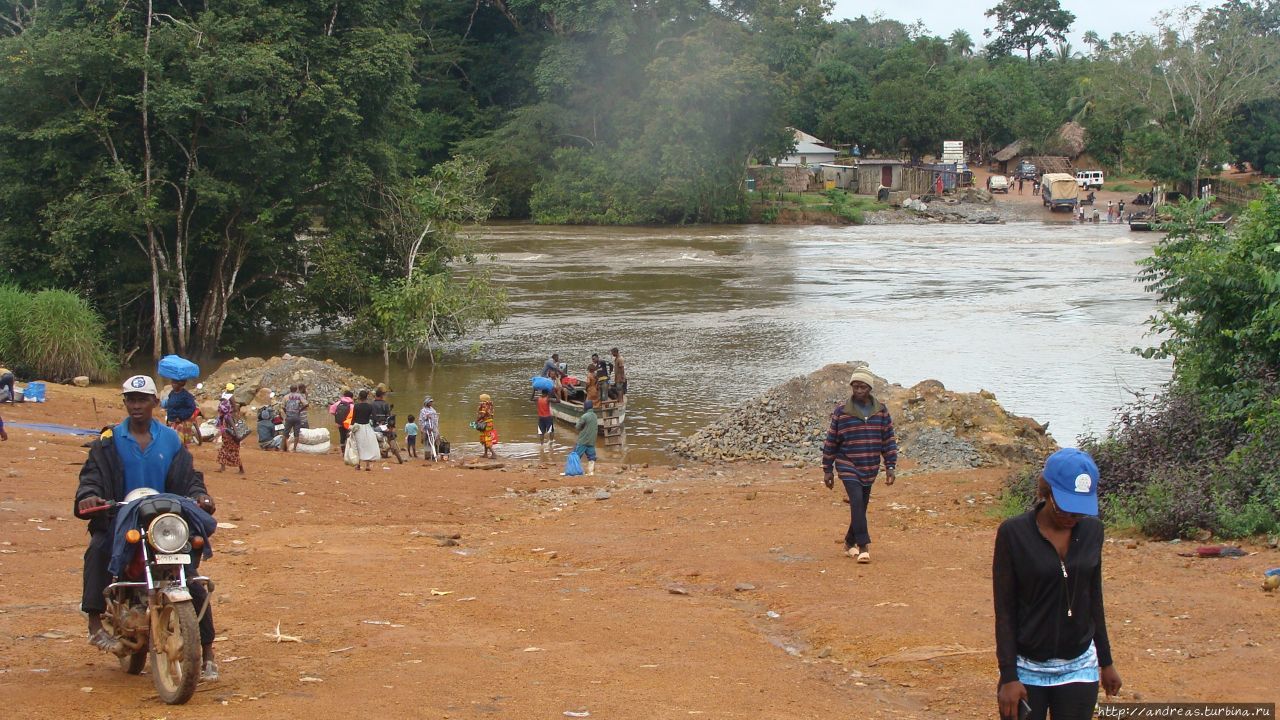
[200,659,220,683]
[857,551,871,564]
[89,628,122,654]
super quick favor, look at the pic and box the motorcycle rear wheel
[150,600,200,704]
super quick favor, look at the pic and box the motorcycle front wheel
[149,599,200,704]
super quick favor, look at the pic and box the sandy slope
[0,386,1276,718]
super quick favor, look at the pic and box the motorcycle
[374,417,405,464]
[1080,191,1096,206]
[84,489,214,705]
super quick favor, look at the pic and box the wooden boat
[1128,211,1154,231]
[549,397,626,446]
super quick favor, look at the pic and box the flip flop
[89,628,122,653]
[200,660,220,683]
[857,551,871,564]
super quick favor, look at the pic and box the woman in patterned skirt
[216,384,245,474]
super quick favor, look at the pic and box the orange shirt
[536,396,551,418]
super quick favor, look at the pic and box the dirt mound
[670,362,1057,468]
[197,354,377,411]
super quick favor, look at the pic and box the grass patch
[0,285,117,381]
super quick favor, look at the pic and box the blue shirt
[113,419,182,495]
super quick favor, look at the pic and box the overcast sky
[829,1,1219,46]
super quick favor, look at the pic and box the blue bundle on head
[157,355,201,381]
[531,376,555,392]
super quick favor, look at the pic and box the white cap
[121,375,159,396]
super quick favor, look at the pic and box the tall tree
[983,0,1075,62]
[949,29,974,57]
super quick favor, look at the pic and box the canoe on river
[549,398,626,446]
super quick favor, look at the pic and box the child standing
[404,416,419,458]
[476,393,498,459]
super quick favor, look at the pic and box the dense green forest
[0,0,1278,357]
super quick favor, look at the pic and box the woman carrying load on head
[475,394,497,459]
[216,383,245,474]
[993,448,1122,720]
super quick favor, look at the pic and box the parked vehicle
[1075,170,1104,190]
[85,490,214,705]
[1041,173,1080,211]
[986,175,1010,193]
[1014,161,1038,180]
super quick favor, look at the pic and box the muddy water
[279,221,1169,464]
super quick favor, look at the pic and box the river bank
[1,386,1277,717]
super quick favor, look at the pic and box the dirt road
[974,167,1153,224]
[1,387,1276,718]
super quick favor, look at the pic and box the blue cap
[583,400,593,410]
[1043,448,1100,516]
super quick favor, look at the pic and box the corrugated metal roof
[793,140,837,155]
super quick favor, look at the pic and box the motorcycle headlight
[147,513,190,554]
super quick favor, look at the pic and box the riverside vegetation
[1004,187,1280,540]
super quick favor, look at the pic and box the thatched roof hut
[993,140,1023,163]
[1052,122,1087,158]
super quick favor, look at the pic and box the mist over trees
[1,0,1278,357]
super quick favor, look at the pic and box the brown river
[260,222,1170,464]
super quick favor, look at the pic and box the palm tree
[949,29,974,57]
[1082,30,1101,56]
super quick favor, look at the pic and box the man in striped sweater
[822,368,898,563]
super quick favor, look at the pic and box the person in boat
[610,347,627,397]
[542,353,561,378]
[591,353,612,402]
[584,362,599,408]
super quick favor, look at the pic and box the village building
[855,158,904,195]
[777,128,838,167]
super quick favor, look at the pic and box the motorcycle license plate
[154,553,190,565]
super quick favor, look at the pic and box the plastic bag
[531,376,554,392]
[564,451,584,477]
[343,435,360,466]
[157,355,201,381]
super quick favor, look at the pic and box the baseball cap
[1043,448,1100,516]
[122,375,159,396]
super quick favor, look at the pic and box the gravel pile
[671,363,1057,468]
[198,354,377,411]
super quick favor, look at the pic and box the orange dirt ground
[1,386,1277,718]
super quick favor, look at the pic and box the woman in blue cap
[993,448,1122,720]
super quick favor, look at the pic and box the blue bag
[531,376,554,392]
[157,355,201,381]
[564,451,584,477]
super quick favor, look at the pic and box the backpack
[284,394,304,418]
[334,400,353,429]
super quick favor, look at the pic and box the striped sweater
[822,398,898,483]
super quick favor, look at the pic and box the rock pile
[197,354,377,413]
[670,362,1057,469]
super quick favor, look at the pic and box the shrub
[0,284,32,368]
[8,289,117,381]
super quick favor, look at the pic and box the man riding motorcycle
[74,375,220,681]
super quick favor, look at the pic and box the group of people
[72,365,1119,717]
[1075,199,1128,224]
[820,367,1120,720]
[538,348,627,407]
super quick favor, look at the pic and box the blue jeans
[840,477,873,548]
[573,444,597,461]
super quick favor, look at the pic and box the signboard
[942,140,965,163]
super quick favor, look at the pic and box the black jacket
[73,428,208,534]
[992,504,1113,684]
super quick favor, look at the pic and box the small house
[855,159,904,195]
[992,140,1024,175]
[819,163,857,191]
[778,128,838,167]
